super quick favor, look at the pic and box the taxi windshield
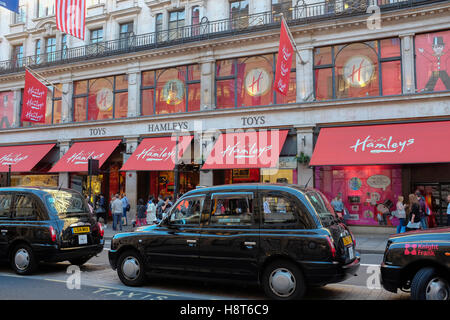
[44,189,89,217]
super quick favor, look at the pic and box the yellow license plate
[72,226,90,234]
[342,235,353,246]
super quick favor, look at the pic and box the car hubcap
[122,257,140,281]
[14,249,30,271]
[269,268,296,298]
[426,277,449,300]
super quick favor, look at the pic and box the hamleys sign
[350,135,415,154]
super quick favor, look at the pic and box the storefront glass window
[314,38,402,100]
[0,91,15,129]
[415,29,450,93]
[73,75,128,122]
[216,54,296,108]
[314,165,403,226]
[141,64,201,116]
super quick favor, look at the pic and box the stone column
[198,129,219,187]
[124,136,139,221]
[12,89,21,128]
[61,80,73,123]
[400,33,416,94]
[127,66,140,117]
[200,56,215,111]
[296,46,314,102]
[58,140,71,188]
[295,124,315,187]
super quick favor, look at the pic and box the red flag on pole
[56,0,86,40]
[21,69,48,123]
[274,19,294,96]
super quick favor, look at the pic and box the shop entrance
[414,183,450,226]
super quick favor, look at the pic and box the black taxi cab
[109,184,360,300]
[0,187,104,274]
[381,227,450,300]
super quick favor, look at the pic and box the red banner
[274,20,294,96]
[21,70,48,123]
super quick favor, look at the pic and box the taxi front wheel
[411,267,449,300]
[262,260,306,300]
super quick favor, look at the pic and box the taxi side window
[209,192,255,226]
[13,194,38,220]
[261,192,311,229]
[0,193,12,218]
[169,196,204,226]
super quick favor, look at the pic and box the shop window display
[315,165,402,226]
[0,91,15,129]
[216,54,296,109]
[141,65,201,116]
[73,75,128,122]
[415,29,450,93]
[314,38,402,100]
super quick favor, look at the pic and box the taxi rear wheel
[10,243,38,275]
[411,267,450,300]
[117,250,146,287]
[262,260,306,300]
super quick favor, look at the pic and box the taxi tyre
[10,243,38,275]
[262,260,306,300]
[117,249,146,287]
[411,267,450,300]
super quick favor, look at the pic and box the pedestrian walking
[112,193,123,231]
[95,194,107,226]
[415,190,428,229]
[156,194,165,221]
[121,193,130,226]
[394,195,406,233]
[162,196,173,219]
[136,198,147,227]
[146,196,157,225]
[406,194,421,231]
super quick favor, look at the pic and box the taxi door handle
[1,230,7,233]
[244,241,257,248]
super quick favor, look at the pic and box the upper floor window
[90,28,103,43]
[216,54,296,109]
[230,0,249,29]
[12,44,24,67]
[38,0,55,18]
[141,64,200,116]
[46,37,57,62]
[73,75,128,122]
[155,13,163,42]
[415,29,450,93]
[35,39,42,64]
[120,22,134,38]
[271,0,291,21]
[169,10,185,40]
[314,38,402,100]
[14,1,26,24]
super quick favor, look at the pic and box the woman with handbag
[406,194,421,231]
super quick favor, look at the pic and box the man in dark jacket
[415,190,428,229]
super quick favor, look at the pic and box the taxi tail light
[49,226,57,242]
[98,223,104,238]
[326,236,336,258]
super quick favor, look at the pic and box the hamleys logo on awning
[0,153,29,166]
[135,146,176,162]
[350,135,415,154]
[66,151,105,165]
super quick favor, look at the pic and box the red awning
[49,140,121,172]
[0,144,55,172]
[202,130,288,169]
[310,121,450,166]
[121,136,193,171]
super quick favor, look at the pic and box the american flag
[56,0,86,40]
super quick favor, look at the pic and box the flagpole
[24,66,62,93]
[280,14,306,65]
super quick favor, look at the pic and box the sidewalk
[103,223,392,254]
